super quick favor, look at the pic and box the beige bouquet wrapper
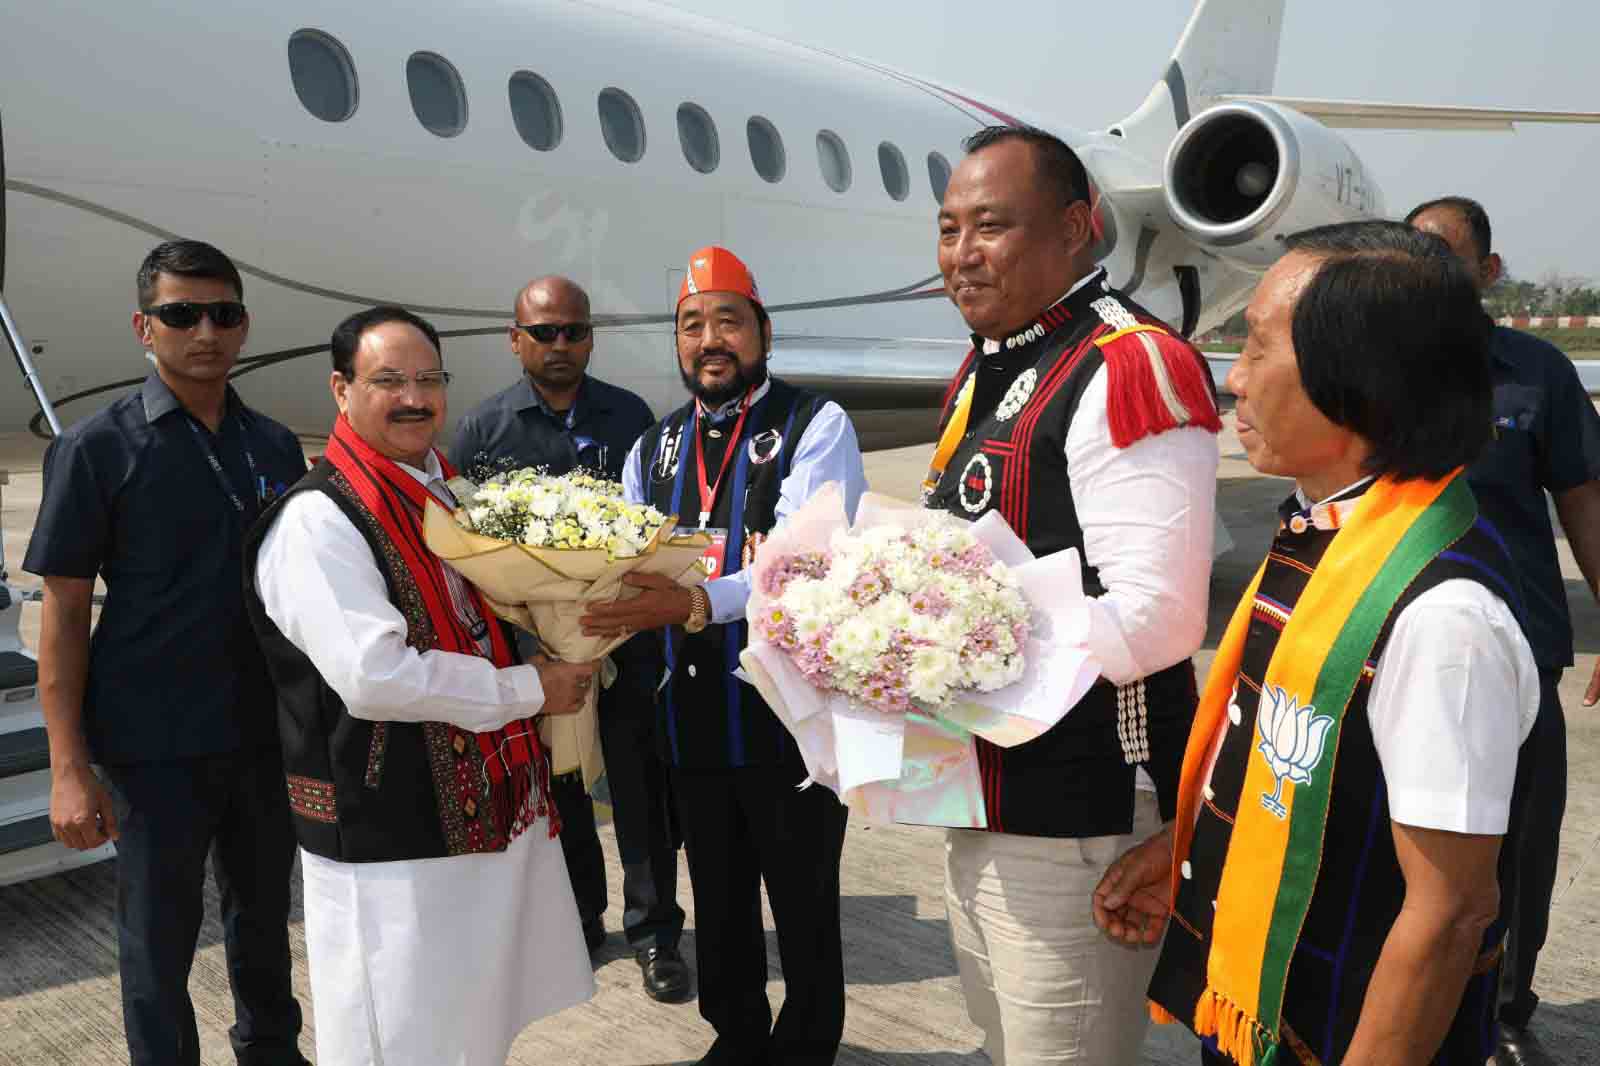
[423,499,711,791]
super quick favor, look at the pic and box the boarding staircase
[0,289,106,883]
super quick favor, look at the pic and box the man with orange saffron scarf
[243,306,599,1066]
[1093,222,1540,1066]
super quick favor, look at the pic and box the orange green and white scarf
[1156,471,1476,1065]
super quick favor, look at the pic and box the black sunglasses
[516,322,592,343]
[143,301,248,330]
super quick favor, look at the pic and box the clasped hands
[578,572,694,640]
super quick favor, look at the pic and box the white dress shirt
[622,381,869,624]
[255,450,545,731]
[253,448,593,1066]
[1306,480,1540,834]
[1198,479,1539,837]
[1065,368,1219,686]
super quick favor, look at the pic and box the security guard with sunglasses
[26,240,310,1066]
[448,275,691,1003]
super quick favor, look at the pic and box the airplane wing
[1218,95,1600,131]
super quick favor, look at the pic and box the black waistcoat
[925,272,1211,837]
[1148,497,1522,1066]
[638,377,826,769]
[241,461,532,862]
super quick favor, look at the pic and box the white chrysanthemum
[873,592,915,631]
[907,646,960,702]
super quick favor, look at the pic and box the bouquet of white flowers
[424,469,710,791]
[739,484,1102,828]
[459,470,666,557]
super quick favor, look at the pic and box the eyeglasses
[347,370,453,393]
[515,322,593,343]
[142,301,248,330]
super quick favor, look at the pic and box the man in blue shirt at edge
[581,246,868,1066]
[449,275,692,1004]
[26,240,310,1066]
[1408,196,1600,1066]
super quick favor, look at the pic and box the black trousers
[554,661,685,950]
[1499,668,1567,1028]
[103,747,304,1066]
[673,765,848,1066]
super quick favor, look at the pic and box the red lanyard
[693,390,753,528]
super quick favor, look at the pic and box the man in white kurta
[248,307,596,1065]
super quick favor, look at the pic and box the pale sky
[667,0,1600,283]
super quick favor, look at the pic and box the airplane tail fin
[1112,0,1286,158]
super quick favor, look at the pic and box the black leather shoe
[636,945,693,1003]
[583,918,606,953]
[1496,1023,1557,1066]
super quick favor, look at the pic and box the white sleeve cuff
[502,662,545,714]
[705,573,750,625]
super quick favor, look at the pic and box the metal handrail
[0,290,61,437]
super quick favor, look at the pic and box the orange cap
[677,246,762,311]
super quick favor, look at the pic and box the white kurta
[255,452,594,1066]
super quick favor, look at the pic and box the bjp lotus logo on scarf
[1256,685,1335,819]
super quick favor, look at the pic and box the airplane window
[816,130,851,194]
[509,71,562,151]
[598,87,646,163]
[747,116,785,183]
[407,52,467,138]
[287,30,357,123]
[928,151,952,204]
[878,142,909,201]
[677,103,719,174]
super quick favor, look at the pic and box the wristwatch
[684,586,711,634]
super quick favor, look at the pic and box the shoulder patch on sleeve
[1094,324,1222,448]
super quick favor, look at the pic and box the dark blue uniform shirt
[1468,325,1600,670]
[450,373,658,668]
[23,373,306,763]
[449,373,653,485]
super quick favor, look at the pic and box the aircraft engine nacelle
[1163,100,1386,272]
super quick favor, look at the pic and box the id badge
[699,527,730,579]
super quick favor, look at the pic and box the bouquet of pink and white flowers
[739,485,1102,829]
[755,523,1032,716]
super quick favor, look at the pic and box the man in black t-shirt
[25,240,309,1066]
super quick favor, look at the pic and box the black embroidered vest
[925,273,1212,837]
[242,461,539,862]
[637,377,827,769]
[1147,492,1523,1066]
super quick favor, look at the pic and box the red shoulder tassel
[1101,328,1223,448]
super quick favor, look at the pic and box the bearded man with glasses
[26,239,311,1065]
[449,276,692,1003]
[243,305,601,1066]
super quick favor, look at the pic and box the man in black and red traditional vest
[926,125,1222,1065]
[582,247,868,1066]
[243,306,600,1066]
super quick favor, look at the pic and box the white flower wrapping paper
[423,494,710,792]
[738,483,1102,828]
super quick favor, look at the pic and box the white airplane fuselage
[1,0,1254,440]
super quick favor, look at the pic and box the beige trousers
[943,790,1163,1066]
